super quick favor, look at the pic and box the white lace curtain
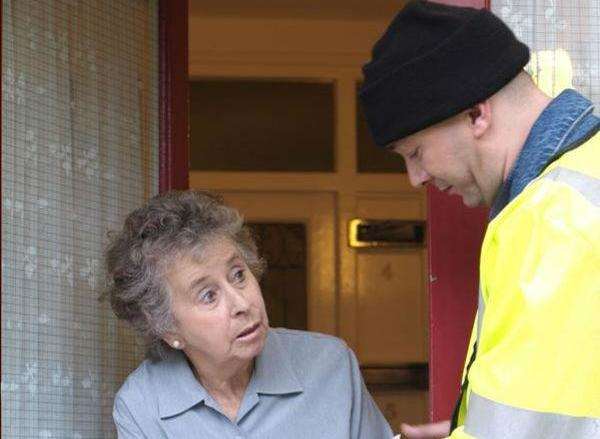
[2,1,158,437]
[492,0,600,110]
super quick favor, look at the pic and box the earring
[173,340,181,349]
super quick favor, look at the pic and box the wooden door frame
[159,0,189,192]
[427,0,491,423]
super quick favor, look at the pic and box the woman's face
[164,237,269,370]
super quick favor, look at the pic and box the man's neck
[500,88,552,182]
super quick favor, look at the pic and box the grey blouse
[113,328,394,438]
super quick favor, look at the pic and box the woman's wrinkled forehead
[174,234,245,271]
[162,235,241,283]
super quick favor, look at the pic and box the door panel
[356,193,424,220]
[353,193,428,365]
[372,388,429,431]
[220,191,337,336]
[248,223,308,330]
[357,251,427,365]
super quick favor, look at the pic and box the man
[359,1,600,438]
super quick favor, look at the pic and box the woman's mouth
[236,322,260,340]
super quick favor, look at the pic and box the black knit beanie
[359,0,530,147]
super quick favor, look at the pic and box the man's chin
[461,194,484,208]
[441,187,484,208]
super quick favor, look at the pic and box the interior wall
[189,15,388,73]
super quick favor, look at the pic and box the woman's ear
[467,101,492,138]
[162,332,184,350]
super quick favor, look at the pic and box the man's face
[389,117,488,208]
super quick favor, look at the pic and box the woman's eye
[233,268,246,283]
[199,289,217,304]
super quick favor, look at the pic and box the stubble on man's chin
[461,194,485,208]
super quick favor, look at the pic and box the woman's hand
[397,420,451,438]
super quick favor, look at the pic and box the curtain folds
[2,1,158,437]
[493,0,600,108]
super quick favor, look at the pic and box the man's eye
[409,148,420,159]
[199,289,217,304]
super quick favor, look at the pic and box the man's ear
[467,101,492,138]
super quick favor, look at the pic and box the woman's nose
[228,286,251,315]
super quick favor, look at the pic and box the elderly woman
[106,190,393,438]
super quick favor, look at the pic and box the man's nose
[406,161,431,187]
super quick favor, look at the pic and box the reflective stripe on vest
[543,166,600,207]
[464,392,600,439]
[477,286,484,341]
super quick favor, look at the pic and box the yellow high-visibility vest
[449,132,600,439]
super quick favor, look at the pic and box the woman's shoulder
[114,352,186,410]
[270,327,347,346]
[114,359,158,405]
[264,328,361,395]
[112,356,188,436]
[268,328,351,364]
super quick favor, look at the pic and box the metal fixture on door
[348,219,426,248]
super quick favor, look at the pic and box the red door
[427,0,491,422]
[159,0,190,192]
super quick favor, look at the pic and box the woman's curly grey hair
[104,190,265,360]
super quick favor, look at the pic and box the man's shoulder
[553,130,600,178]
[498,132,600,222]
[489,135,600,251]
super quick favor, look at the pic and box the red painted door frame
[427,0,491,423]
[159,0,189,192]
